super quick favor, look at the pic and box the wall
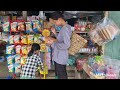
[104,11,120,60]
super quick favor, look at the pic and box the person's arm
[51,29,71,50]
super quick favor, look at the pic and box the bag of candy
[6,45,15,54]
[21,45,28,55]
[11,22,17,32]
[14,63,21,74]
[27,35,34,44]
[15,45,21,54]
[15,54,21,64]
[21,35,27,44]
[34,34,40,44]
[18,22,25,31]
[25,22,33,33]
[6,55,14,65]
[8,64,14,72]
[14,35,20,44]
[8,35,14,44]
[2,22,10,32]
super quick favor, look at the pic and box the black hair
[28,43,40,57]
[51,11,64,20]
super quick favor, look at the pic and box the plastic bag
[18,22,25,31]
[89,17,120,46]
[14,63,21,74]
[6,45,15,54]
[21,56,27,66]
[21,35,27,44]
[6,55,14,65]
[21,45,28,55]
[8,64,14,72]
[25,22,33,33]
[15,45,21,54]
[8,35,14,44]
[15,54,21,64]
[32,20,41,33]
[14,35,20,44]
[27,35,34,44]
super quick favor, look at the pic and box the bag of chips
[8,64,14,72]
[2,22,10,32]
[25,22,33,33]
[15,45,21,54]
[21,45,28,55]
[6,45,15,54]
[14,63,21,74]
[6,55,14,65]
[32,20,41,33]
[27,35,34,44]
[14,35,20,44]
[18,22,25,31]
[34,34,41,44]
[21,56,27,66]
[15,54,21,64]
[8,35,14,44]
[21,35,27,44]
[11,22,17,32]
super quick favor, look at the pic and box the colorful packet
[6,55,14,65]
[25,22,33,33]
[21,35,27,44]
[11,22,17,32]
[21,45,28,55]
[2,22,10,32]
[14,63,21,74]
[8,64,14,72]
[32,20,41,33]
[27,35,34,44]
[6,45,15,54]
[14,35,20,44]
[34,34,40,44]
[42,29,50,37]
[15,45,21,54]
[21,56,27,66]
[18,22,25,31]
[15,54,21,64]
[40,44,47,52]
[8,35,14,44]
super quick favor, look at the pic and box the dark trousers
[54,61,68,79]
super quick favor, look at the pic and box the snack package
[25,22,33,33]
[34,34,41,44]
[21,35,27,44]
[27,35,34,44]
[8,64,14,72]
[14,35,20,44]
[15,45,21,54]
[89,17,120,46]
[18,22,25,31]
[2,22,10,32]
[8,35,14,44]
[6,55,14,65]
[27,45,32,53]
[21,45,28,55]
[32,20,42,33]
[21,56,27,66]
[11,22,17,32]
[14,63,21,74]
[6,45,15,54]
[15,54,21,64]
[42,29,50,37]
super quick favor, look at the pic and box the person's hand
[51,27,57,35]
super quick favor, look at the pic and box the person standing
[46,12,72,79]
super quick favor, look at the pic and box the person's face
[34,50,40,55]
[53,18,61,26]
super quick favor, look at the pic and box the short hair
[51,11,64,20]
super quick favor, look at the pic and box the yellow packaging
[21,45,28,55]
[27,35,34,44]
[21,35,27,44]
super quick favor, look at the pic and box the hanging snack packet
[14,35,20,44]
[6,55,14,65]
[15,45,21,54]
[27,45,32,53]
[27,35,34,44]
[2,22,10,32]
[8,35,14,44]
[15,54,21,64]
[42,29,50,37]
[8,64,14,72]
[21,56,27,66]
[25,22,33,33]
[14,63,21,74]
[18,22,25,31]
[32,20,41,33]
[21,35,27,44]
[21,45,28,55]
[6,45,15,54]
[11,22,17,32]
[34,34,40,44]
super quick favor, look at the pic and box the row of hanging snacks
[8,34,42,45]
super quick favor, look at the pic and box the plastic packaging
[27,35,34,44]
[15,54,21,64]
[18,22,25,31]
[8,35,14,44]
[21,35,27,44]
[8,64,14,72]
[15,45,21,54]
[6,55,14,65]
[25,22,33,33]
[2,22,10,32]
[32,20,41,33]
[6,45,15,54]
[21,45,28,55]
[14,35,20,44]
[14,63,21,74]
[11,22,17,32]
